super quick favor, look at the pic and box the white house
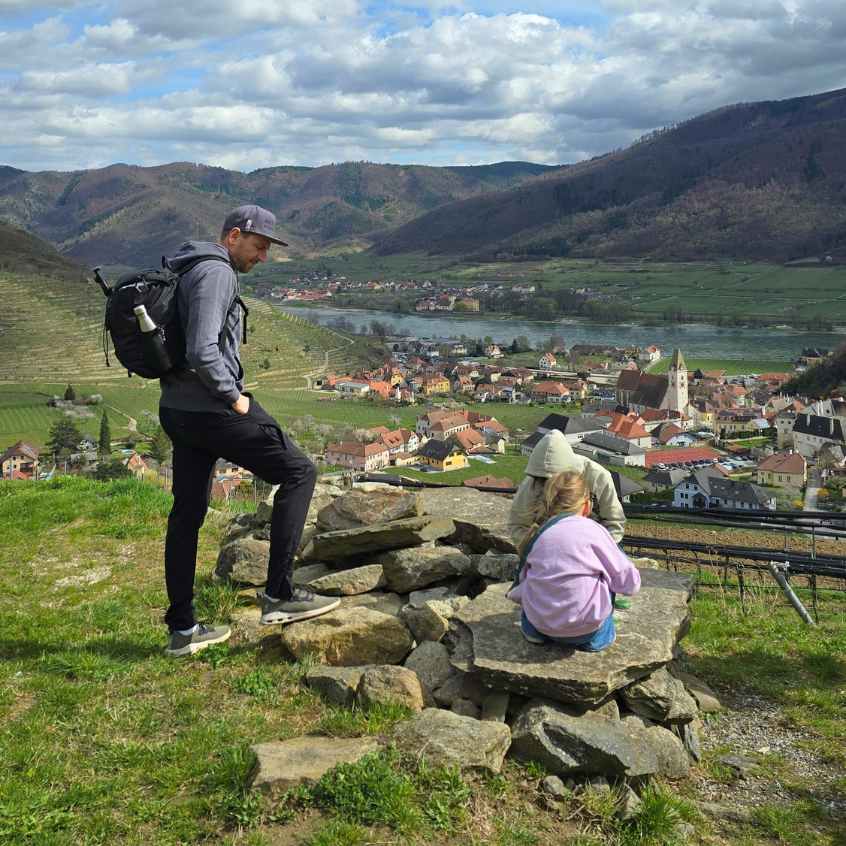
[336,380,371,398]
[538,352,557,370]
[673,470,775,511]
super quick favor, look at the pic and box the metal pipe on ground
[767,562,817,626]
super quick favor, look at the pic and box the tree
[47,417,82,458]
[64,384,76,402]
[93,458,131,481]
[98,411,112,456]
[148,426,172,464]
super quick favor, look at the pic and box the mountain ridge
[374,87,846,262]
[0,160,555,266]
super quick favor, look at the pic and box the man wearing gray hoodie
[159,205,338,657]
[508,429,626,548]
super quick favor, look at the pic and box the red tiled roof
[326,441,389,458]
[757,452,806,474]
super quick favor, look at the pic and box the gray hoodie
[159,241,244,412]
[508,429,626,545]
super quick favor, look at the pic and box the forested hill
[0,222,82,278]
[0,160,554,267]
[374,87,846,262]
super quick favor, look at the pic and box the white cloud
[1,2,846,173]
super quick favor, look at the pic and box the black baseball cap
[223,204,288,246]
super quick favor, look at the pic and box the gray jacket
[159,241,244,412]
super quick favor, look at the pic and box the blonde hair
[518,471,589,555]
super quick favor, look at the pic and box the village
[3,343,842,516]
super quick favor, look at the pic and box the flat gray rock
[293,562,333,586]
[215,538,269,585]
[301,517,456,561]
[250,736,380,792]
[672,669,723,713]
[418,487,516,553]
[453,569,694,706]
[510,702,660,779]
[470,551,520,582]
[280,607,414,666]
[376,546,471,593]
[307,564,386,596]
[391,708,511,773]
[401,604,450,643]
[317,489,422,531]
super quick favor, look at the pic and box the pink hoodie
[507,514,641,638]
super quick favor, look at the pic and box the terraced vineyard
[0,269,360,446]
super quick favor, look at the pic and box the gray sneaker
[165,623,231,657]
[260,588,340,625]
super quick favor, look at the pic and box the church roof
[671,349,686,370]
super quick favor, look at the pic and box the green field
[647,357,794,375]
[252,255,846,325]
[383,451,529,486]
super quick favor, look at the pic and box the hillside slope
[0,161,554,266]
[0,221,82,279]
[375,88,846,262]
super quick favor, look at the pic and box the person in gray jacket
[508,429,626,548]
[159,205,339,657]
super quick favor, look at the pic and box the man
[159,204,339,657]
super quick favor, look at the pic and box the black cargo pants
[159,395,315,631]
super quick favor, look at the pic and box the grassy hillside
[0,222,82,279]
[0,161,554,266]
[0,477,844,845]
[375,87,846,262]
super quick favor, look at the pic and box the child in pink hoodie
[507,470,640,652]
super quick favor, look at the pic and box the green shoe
[613,597,632,611]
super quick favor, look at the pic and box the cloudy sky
[2,0,845,173]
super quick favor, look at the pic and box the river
[279,305,844,361]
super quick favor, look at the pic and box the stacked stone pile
[215,478,721,795]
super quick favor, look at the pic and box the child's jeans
[521,593,617,653]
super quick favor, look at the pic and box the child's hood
[525,430,585,478]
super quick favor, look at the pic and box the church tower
[667,348,688,414]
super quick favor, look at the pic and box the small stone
[229,606,277,647]
[215,538,269,585]
[470,551,520,582]
[699,802,753,823]
[720,754,757,779]
[622,668,698,724]
[541,775,568,798]
[391,708,511,773]
[409,586,453,607]
[250,736,380,792]
[451,698,481,719]
[404,641,454,695]
[587,776,611,794]
[616,785,643,820]
[676,721,702,762]
[401,604,450,642]
[307,564,386,596]
[357,666,425,712]
[481,692,510,723]
[672,669,723,713]
[305,666,367,706]
[433,671,488,708]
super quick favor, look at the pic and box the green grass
[648,357,794,375]
[382,451,529,486]
[2,477,845,845]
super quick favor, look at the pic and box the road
[804,469,821,512]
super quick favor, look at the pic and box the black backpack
[93,256,246,378]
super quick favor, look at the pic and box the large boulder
[300,517,456,561]
[391,708,511,773]
[451,570,693,706]
[418,487,516,553]
[250,736,380,792]
[356,666,425,712]
[376,546,471,593]
[621,668,698,724]
[215,538,269,585]
[510,702,660,779]
[280,607,414,666]
[307,564,386,596]
[621,716,691,779]
[317,489,422,531]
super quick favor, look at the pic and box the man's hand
[232,394,250,415]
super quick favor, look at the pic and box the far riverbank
[278,304,844,362]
